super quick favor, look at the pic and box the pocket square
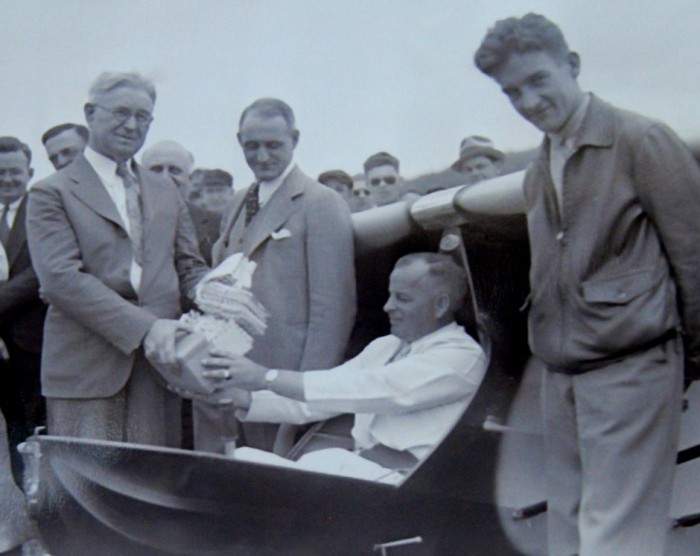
[271,228,292,240]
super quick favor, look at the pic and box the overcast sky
[2,0,700,184]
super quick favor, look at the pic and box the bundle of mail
[162,253,268,398]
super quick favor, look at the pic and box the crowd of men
[2,12,700,556]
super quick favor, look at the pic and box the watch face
[265,369,279,385]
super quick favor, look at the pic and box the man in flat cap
[318,169,353,207]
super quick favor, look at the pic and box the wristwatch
[264,369,279,389]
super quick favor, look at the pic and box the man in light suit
[194,98,356,454]
[27,72,209,446]
[0,137,46,484]
[202,253,486,478]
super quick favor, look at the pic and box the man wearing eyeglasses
[363,152,403,207]
[27,72,208,446]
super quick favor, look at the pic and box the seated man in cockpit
[202,252,487,482]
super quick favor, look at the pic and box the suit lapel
[213,192,247,264]
[242,168,305,256]
[6,196,27,266]
[66,155,127,231]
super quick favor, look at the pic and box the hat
[318,169,353,188]
[451,136,504,171]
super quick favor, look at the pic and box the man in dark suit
[27,72,209,446]
[194,98,356,454]
[0,137,46,483]
[141,141,221,265]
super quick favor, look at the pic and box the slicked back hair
[394,252,467,313]
[239,98,296,131]
[474,13,571,76]
[88,71,157,103]
[363,151,400,174]
[0,136,32,166]
[41,123,89,145]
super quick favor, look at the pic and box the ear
[237,132,243,147]
[434,293,451,320]
[568,51,581,79]
[291,129,300,148]
[28,167,35,180]
[84,103,95,123]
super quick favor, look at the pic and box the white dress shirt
[0,242,7,282]
[257,160,295,207]
[84,148,142,292]
[0,197,22,230]
[242,322,487,459]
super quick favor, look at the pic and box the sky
[2,0,700,184]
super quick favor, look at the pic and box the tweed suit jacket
[27,155,208,398]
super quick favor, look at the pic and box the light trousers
[543,337,683,556]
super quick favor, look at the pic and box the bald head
[141,141,194,193]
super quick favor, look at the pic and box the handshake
[145,254,267,404]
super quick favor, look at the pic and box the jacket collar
[65,155,125,230]
[537,94,614,162]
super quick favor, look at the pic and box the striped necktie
[116,161,144,265]
[245,182,260,226]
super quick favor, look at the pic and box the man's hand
[166,382,252,408]
[201,352,267,391]
[143,319,192,373]
[0,338,9,361]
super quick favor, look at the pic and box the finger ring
[224,370,231,380]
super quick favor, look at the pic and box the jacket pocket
[582,266,659,305]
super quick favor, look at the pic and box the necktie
[0,204,10,247]
[245,182,260,226]
[116,161,144,265]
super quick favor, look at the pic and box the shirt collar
[3,196,24,210]
[84,147,136,185]
[549,92,591,147]
[399,321,460,351]
[259,159,295,190]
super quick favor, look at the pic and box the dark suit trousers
[0,336,44,484]
[46,350,180,447]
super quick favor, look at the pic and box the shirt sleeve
[303,337,487,415]
[240,390,339,424]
